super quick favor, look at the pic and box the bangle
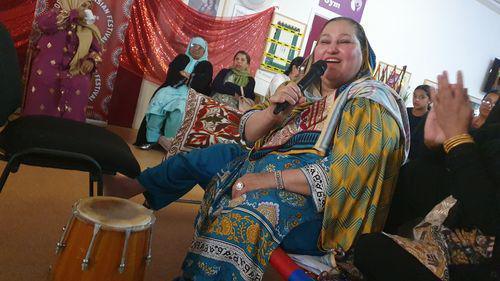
[274,171,285,190]
[443,133,474,154]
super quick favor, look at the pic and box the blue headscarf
[184,37,208,73]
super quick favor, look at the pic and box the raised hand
[432,71,472,139]
[268,82,306,116]
[424,106,446,149]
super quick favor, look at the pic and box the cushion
[165,89,244,158]
[0,115,140,178]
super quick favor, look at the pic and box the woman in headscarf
[355,72,500,281]
[140,37,211,150]
[104,17,409,281]
[211,50,256,109]
[22,0,102,122]
[176,17,408,280]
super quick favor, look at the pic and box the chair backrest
[492,231,499,276]
[0,22,22,126]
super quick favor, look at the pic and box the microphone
[273,60,328,115]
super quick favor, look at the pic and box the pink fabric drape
[120,0,274,84]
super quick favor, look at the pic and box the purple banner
[318,0,366,22]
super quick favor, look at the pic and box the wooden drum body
[50,197,155,281]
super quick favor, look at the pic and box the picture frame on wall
[222,0,273,17]
[260,13,307,74]
[374,62,412,102]
[232,4,255,17]
[187,0,226,17]
[423,79,437,89]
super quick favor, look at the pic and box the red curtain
[0,0,37,68]
[120,0,275,84]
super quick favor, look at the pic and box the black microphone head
[273,60,328,115]
[311,60,328,75]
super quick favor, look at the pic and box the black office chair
[0,23,140,196]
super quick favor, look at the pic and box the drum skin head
[74,197,155,231]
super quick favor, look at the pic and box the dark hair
[234,51,251,64]
[323,17,371,76]
[284,56,304,76]
[414,84,431,98]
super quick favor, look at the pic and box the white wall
[219,0,335,96]
[247,0,500,100]
[134,0,499,128]
[361,0,500,101]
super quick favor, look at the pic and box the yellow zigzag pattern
[320,98,404,251]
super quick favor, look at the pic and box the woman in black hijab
[355,71,500,281]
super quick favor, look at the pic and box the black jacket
[211,68,255,100]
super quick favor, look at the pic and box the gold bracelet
[443,134,474,154]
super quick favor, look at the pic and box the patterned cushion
[165,89,244,158]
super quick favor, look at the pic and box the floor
[0,125,280,280]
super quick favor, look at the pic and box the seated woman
[471,89,498,129]
[105,17,409,281]
[407,84,432,160]
[355,72,500,281]
[265,56,304,99]
[211,50,256,109]
[138,37,212,150]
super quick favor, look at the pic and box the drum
[49,197,155,281]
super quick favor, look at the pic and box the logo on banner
[89,0,115,118]
[318,0,366,22]
[351,0,362,12]
[93,0,114,44]
[89,72,102,102]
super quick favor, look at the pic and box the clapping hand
[424,71,473,149]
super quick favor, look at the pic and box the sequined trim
[300,164,329,212]
[189,236,264,281]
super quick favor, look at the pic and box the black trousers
[354,233,496,281]
[355,233,440,281]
